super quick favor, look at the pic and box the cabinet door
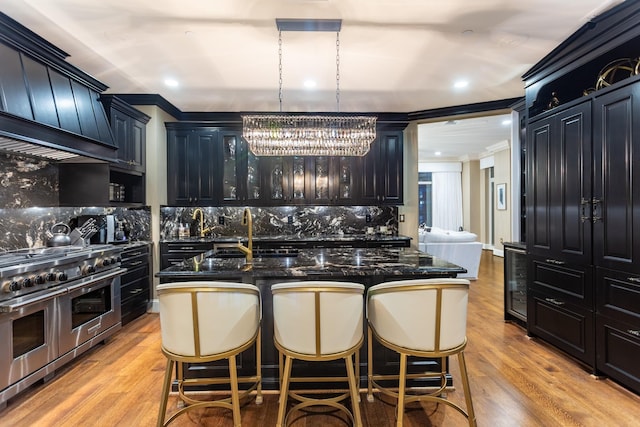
[219,131,263,205]
[167,129,217,205]
[379,131,403,204]
[111,109,130,163]
[593,84,640,273]
[130,118,145,170]
[358,131,404,205]
[526,102,591,264]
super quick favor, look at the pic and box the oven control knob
[45,272,56,282]
[82,265,96,275]
[57,272,68,281]
[34,274,46,285]
[102,258,111,267]
[3,281,21,292]
[23,277,33,288]
[110,257,119,265]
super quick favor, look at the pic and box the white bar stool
[366,278,476,426]
[272,281,364,427]
[156,281,262,427]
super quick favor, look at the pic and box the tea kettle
[47,223,72,247]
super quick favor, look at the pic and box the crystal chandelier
[243,19,377,157]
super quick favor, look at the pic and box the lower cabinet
[120,244,152,326]
[595,267,640,392]
[527,258,595,368]
[160,241,213,270]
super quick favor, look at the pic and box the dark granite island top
[156,246,465,284]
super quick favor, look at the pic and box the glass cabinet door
[314,157,330,201]
[292,157,305,200]
[270,157,285,201]
[222,134,238,201]
[337,156,352,200]
[505,246,527,323]
[246,151,260,201]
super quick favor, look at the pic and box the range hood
[0,12,117,163]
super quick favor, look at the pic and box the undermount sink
[211,248,299,259]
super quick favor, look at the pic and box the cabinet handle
[627,277,640,283]
[591,197,602,223]
[544,297,565,306]
[544,259,565,265]
[127,251,143,257]
[580,197,590,223]
[627,330,640,337]
[178,246,195,250]
[128,261,144,266]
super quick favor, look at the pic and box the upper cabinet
[167,126,219,206]
[165,121,406,207]
[360,131,404,205]
[100,95,150,173]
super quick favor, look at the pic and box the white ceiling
[1,0,624,159]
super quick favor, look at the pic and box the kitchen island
[156,246,466,390]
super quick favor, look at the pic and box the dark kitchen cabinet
[58,163,145,207]
[167,127,218,206]
[167,125,260,206]
[360,131,403,205]
[220,130,262,205]
[166,122,404,207]
[522,0,640,389]
[526,101,592,265]
[592,83,640,274]
[120,243,152,326]
[160,241,214,270]
[100,95,150,173]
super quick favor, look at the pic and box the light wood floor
[3,251,640,426]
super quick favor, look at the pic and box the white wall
[134,105,175,302]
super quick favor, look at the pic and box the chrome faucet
[236,207,253,263]
[192,208,210,238]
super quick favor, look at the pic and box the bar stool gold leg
[157,359,174,427]
[346,354,363,427]
[276,355,293,427]
[397,353,407,427]
[367,326,374,402]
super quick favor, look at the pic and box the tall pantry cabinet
[523,0,640,394]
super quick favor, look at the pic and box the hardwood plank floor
[3,251,640,426]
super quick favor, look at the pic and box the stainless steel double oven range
[0,244,125,408]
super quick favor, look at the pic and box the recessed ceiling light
[454,80,469,89]
[462,29,474,36]
[435,151,442,156]
[303,79,317,89]
[164,78,179,87]
[502,119,512,126]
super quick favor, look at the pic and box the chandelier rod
[336,31,340,113]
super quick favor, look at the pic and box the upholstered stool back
[156,281,262,427]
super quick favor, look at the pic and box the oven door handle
[0,287,68,312]
[65,268,127,293]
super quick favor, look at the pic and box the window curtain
[431,171,463,231]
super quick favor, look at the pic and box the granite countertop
[156,246,465,280]
[160,234,412,244]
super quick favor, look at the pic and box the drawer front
[527,289,595,366]
[121,275,150,302]
[596,268,640,328]
[121,265,149,287]
[121,292,149,326]
[529,257,593,307]
[596,315,640,394]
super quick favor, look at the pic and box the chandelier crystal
[243,114,376,156]
[243,19,376,157]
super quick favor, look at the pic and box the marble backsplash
[0,206,151,251]
[160,205,398,240]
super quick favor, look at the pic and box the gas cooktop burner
[0,244,123,303]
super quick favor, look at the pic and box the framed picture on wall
[497,183,507,210]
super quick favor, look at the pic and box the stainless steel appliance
[0,245,125,408]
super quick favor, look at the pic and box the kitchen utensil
[47,223,72,247]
